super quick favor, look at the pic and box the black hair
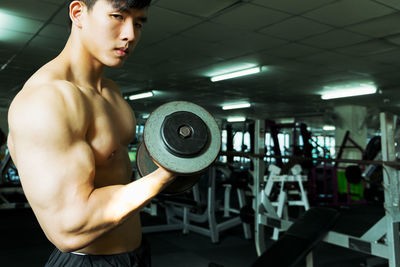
[68,0,151,27]
[73,0,152,11]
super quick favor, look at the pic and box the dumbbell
[136,101,221,195]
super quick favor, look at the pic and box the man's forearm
[55,168,174,252]
[112,168,175,223]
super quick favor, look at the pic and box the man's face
[80,0,148,68]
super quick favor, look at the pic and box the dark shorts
[44,239,151,267]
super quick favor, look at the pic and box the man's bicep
[9,97,95,211]
[15,138,95,206]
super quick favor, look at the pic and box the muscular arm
[8,85,174,252]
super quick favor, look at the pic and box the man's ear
[69,1,86,28]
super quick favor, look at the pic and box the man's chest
[86,94,135,163]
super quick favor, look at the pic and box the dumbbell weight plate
[136,142,201,195]
[143,101,221,175]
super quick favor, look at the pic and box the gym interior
[1,0,400,266]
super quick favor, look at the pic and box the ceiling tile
[337,59,395,75]
[373,71,400,87]
[365,48,400,65]
[151,35,209,58]
[386,34,400,45]
[113,66,153,84]
[43,0,67,4]
[180,41,227,60]
[194,43,252,61]
[211,3,291,30]
[374,0,400,10]
[259,16,332,41]
[131,35,209,65]
[314,71,371,85]
[149,58,209,75]
[138,6,203,46]
[0,0,61,21]
[300,29,371,49]
[146,6,202,35]
[2,0,400,118]
[0,14,42,34]
[28,35,66,53]
[137,28,171,48]
[0,28,33,57]
[346,13,400,38]
[298,51,352,66]
[39,23,69,41]
[180,21,247,43]
[51,3,70,26]
[0,49,37,71]
[274,60,337,76]
[155,0,238,17]
[13,53,55,72]
[304,0,395,26]
[335,39,398,56]
[215,32,287,58]
[298,51,394,76]
[128,45,172,65]
[262,43,324,59]
[0,71,27,91]
[251,0,336,15]
[166,54,217,71]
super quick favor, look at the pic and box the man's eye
[135,23,143,29]
[111,14,123,20]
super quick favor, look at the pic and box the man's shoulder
[12,78,80,111]
[102,77,122,95]
[9,74,88,130]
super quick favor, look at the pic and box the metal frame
[253,113,400,266]
[264,164,310,240]
[143,166,252,243]
[168,166,252,243]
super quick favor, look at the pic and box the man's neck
[59,33,105,94]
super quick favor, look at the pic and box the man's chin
[107,60,125,69]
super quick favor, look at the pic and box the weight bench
[251,207,340,267]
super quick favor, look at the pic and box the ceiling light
[128,91,153,100]
[227,117,246,122]
[211,67,261,82]
[321,83,377,100]
[222,103,251,110]
[323,125,336,131]
[277,118,295,124]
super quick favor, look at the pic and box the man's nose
[120,20,135,42]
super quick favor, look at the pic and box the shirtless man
[7,0,176,266]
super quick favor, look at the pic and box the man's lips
[115,48,129,56]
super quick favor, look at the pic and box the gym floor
[0,202,388,267]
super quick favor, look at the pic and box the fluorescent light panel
[211,67,260,82]
[227,117,246,122]
[277,118,295,124]
[321,84,377,100]
[222,103,251,110]
[128,91,153,100]
[323,125,336,131]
